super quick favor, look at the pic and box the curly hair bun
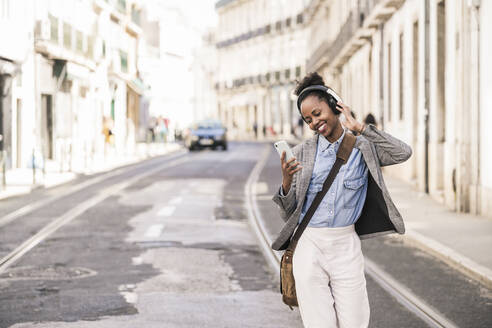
[294,72,326,96]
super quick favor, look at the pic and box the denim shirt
[299,130,368,227]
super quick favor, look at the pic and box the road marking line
[255,195,273,201]
[169,196,183,205]
[157,205,176,217]
[145,224,164,238]
[121,291,138,304]
[255,182,269,194]
[132,257,143,265]
[244,145,280,268]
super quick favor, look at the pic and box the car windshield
[194,121,223,130]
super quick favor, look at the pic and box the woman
[272,72,412,328]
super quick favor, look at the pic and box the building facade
[214,0,314,140]
[305,0,492,218]
[0,0,36,171]
[139,0,203,137]
[0,0,145,177]
[191,31,219,123]
[212,0,491,217]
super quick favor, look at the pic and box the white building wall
[479,0,492,216]
[303,0,490,218]
[0,0,36,170]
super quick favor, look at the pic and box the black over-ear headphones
[296,85,342,115]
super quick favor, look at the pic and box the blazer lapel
[296,134,318,206]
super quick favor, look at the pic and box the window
[76,30,83,53]
[117,0,126,13]
[0,0,10,19]
[285,69,290,80]
[295,66,301,78]
[16,72,22,87]
[275,71,280,81]
[275,21,281,32]
[131,6,140,25]
[296,13,303,24]
[63,22,72,49]
[49,14,58,42]
[87,36,94,59]
[120,50,128,73]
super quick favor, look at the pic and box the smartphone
[274,140,295,162]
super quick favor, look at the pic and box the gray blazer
[271,124,412,251]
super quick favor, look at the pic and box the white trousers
[292,224,370,328]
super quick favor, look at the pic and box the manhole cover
[0,265,97,280]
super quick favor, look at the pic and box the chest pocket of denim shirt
[343,176,365,209]
[307,182,323,194]
[307,182,329,210]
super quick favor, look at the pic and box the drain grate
[0,265,97,280]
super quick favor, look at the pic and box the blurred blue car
[184,119,228,151]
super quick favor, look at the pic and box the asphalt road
[0,142,490,327]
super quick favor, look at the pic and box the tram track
[245,144,460,328]
[0,151,191,275]
[0,150,187,228]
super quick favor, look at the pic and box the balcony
[34,18,96,71]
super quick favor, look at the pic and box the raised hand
[337,102,365,134]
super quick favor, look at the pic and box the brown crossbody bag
[280,132,356,309]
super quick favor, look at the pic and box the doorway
[412,20,419,181]
[41,94,54,160]
[16,99,21,168]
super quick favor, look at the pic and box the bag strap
[287,132,356,251]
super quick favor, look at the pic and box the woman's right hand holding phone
[281,151,302,194]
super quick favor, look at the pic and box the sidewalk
[384,175,492,288]
[0,142,183,201]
